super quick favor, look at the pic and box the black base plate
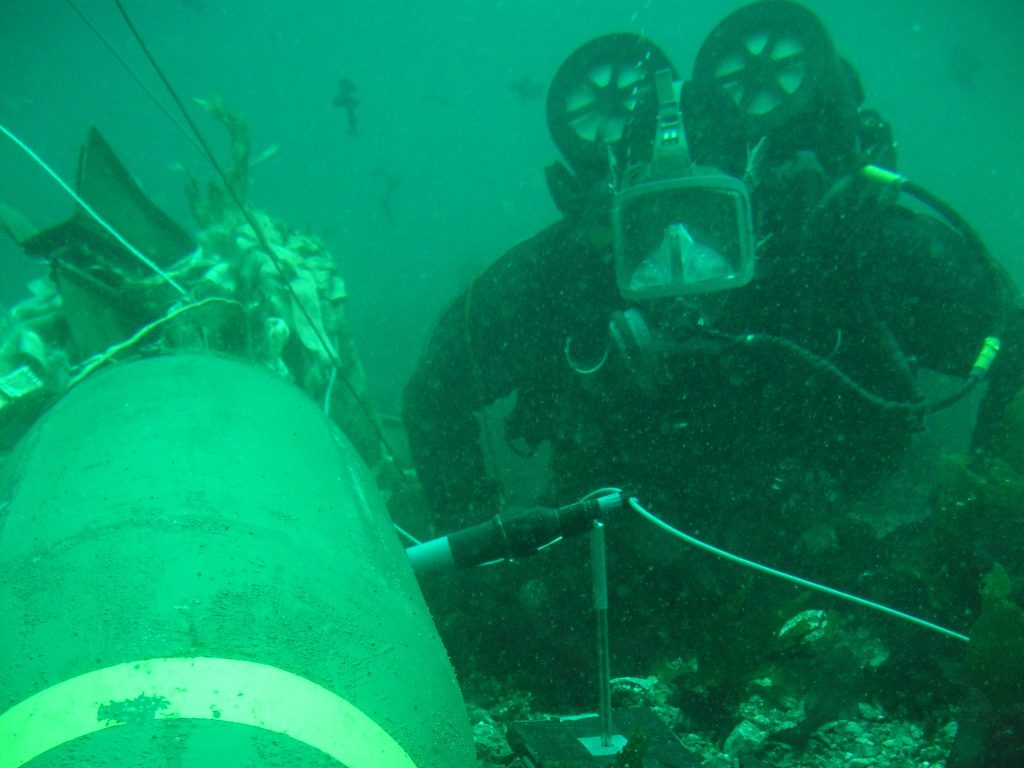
[506,707,700,767]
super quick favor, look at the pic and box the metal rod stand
[591,522,614,747]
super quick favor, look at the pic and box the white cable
[629,496,969,643]
[0,121,187,297]
[392,523,421,546]
[323,365,337,415]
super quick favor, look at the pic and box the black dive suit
[403,188,1024,540]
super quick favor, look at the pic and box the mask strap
[651,69,692,175]
[564,336,609,375]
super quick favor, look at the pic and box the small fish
[373,168,401,224]
[333,78,359,136]
[509,74,543,103]
[945,44,982,92]
[251,144,279,167]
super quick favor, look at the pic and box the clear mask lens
[613,174,755,300]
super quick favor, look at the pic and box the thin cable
[323,365,337,415]
[69,297,243,386]
[110,0,340,367]
[628,497,969,643]
[0,121,187,297]
[110,0,409,484]
[64,0,202,154]
[393,523,422,546]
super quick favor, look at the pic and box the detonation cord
[68,297,245,387]
[618,493,969,643]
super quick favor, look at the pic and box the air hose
[768,163,1013,414]
[608,161,1006,416]
[698,326,999,415]
[864,166,1017,338]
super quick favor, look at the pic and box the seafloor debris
[470,683,955,768]
[0,111,405,509]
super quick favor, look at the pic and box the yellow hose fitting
[971,336,1001,377]
[860,165,906,189]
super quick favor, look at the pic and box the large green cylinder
[0,354,475,768]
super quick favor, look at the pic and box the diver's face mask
[613,173,754,300]
[612,70,754,301]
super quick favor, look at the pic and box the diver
[405,2,1022,541]
[402,1,1023,760]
